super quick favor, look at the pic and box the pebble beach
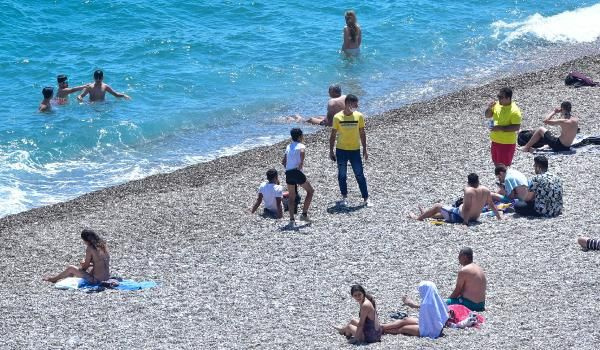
[1,54,600,349]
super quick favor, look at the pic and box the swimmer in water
[55,75,87,104]
[77,70,131,102]
[39,86,53,112]
[287,85,346,126]
[342,10,361,56]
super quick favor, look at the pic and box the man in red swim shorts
[484,87,522,166]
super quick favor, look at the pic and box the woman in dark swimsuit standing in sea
[336,284,382,343]
[44,229,110,284]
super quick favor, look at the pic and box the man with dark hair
[77,70,131,102]
[492,164,528,202]
[514,155,563,217]
[409,173,501,225]
[521,101,579,152]
[55,74,87,102]
[39,87,54,112]
[446,247,487,311]
[485,87,522,166]
[251,169,284,218]
[329,94,370,207]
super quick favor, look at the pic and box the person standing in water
[43,229,110,284]
[38,87,54,112]
[55,75,87,104]
[342,10,361,56]
[77,70,131,102]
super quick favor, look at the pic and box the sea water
[1,1,599,217]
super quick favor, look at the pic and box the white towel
[418,281,449,339]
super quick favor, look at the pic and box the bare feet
[334,326,344,335]
[578,237,589,251]
[408,212,419,220]
[43,276,57,283]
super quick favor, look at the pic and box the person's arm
[356,27,362,47]
[77,87,90,102]
[513,186,529,201]
[355,303,370,342]
[329,128,337,161]
[448,270,466,299]
[544,119,568,126]
[105,85,131,99]
[63,85,88,95]
[342,27,349,50]
[402,296,420,309]
[298,149,305,170]
[461,189,472,226]
[543,107,560,123]
[281,153,287,168]
[80,248,93,270]
[492,124,521,132]
[275,197,283,219]
[38,103,49,112]
[484,101,495,119]
[250,193,263,214]
[359,127,367,160]
[486,192,502,220]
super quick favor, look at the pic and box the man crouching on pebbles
[409,173,502,225]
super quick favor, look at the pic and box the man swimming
[409,173,501,225]
[77,70,131,102]
[447,247,487,311]
[55,75,87,103]
[39,87,53,112]
[288,85,346,126]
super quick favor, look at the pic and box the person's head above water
[57,74,68,87]
[533,155,548,175]
[42,87,54,99]
[497,87,513,106]
[329,84,342,98]
[467,173,479,188]
[290,128,303,142]
[459,247,474,265]
[266,168,278,183]
[81,229,108,252]
[344,10,359,42]
[560,101,572,118]
[350,284,376,309]
[93,69,104,81]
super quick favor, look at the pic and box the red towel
[447,304,485,328]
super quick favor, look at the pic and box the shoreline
[1,54,600,348]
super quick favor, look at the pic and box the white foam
[492,4,600,43]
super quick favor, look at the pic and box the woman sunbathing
[382,281,449,339]
[43,229,110,284]
[335,284,382,343]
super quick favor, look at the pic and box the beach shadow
[279,222,312,232]
[326,203,365,214]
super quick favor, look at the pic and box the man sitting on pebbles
[446,247,487,311]
[491,164,528,203]
[521,102,578,153]
[513,156,563,218]
[409,173,501,225]
[250,169,284,219]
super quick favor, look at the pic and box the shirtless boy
[39,87,53,112]
[522,101,579,152]
[77,70,131,102]
[288,85,346,126]
[409,173,501,225]
[447,247,487,311]
[55,74,87,103]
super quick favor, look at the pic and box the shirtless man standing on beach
[446,247,487,311]
[77,70,131,102]
[521,101,579,152]
[409,173,501,225]
[288,84,346,126]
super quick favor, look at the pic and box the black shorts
[543,131,571,151]
[285,169,306,185]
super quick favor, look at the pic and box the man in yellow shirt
[329,94,370,207]
[484,87,522,166]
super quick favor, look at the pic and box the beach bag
[518,130,546,148]
[565,72,598,87]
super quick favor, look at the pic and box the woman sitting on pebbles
[336,284,382,343]
[43,229,110,284]
[382,281,448,339]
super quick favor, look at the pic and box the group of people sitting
[336,247,486,343]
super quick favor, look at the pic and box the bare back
[458,263,487,303]
[87,82,108,102]
[558,117,579,146]
[326,95,346,123]
[87,246,110,281]
[460,185,491,221]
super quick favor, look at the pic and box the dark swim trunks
[543,131,571,151]
[285,169,306,185]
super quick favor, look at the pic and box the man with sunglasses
[55,75,87,104]
[484,87,522,166]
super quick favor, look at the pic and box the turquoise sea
[1,1,599,217]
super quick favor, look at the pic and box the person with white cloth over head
[381,281,449,338]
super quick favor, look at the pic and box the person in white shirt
[282,128,314,224]
[251,169,284,218]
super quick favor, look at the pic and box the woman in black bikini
[336,284,382,343]
[44,229,110,284]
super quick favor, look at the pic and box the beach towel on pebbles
[446,304,485,329]
[54,277,157,292]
